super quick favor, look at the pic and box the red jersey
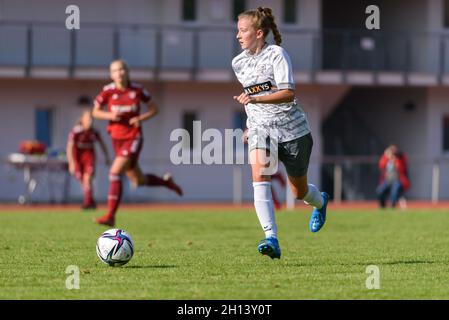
[68,125,100,157]
[94,82,151,140]
[378,153,410,191]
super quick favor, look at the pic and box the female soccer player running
[67,109,110,209]
[92,59,183,226]
[232,7,329,259]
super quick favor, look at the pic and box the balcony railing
[0,21,448,79]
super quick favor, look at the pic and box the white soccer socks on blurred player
[303,184,324,209]
[253,181,278,239]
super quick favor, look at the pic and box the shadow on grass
[288,259,439,267]
[380,259,437,265]
[125,265,177,269]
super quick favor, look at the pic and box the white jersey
[232,43,310,143]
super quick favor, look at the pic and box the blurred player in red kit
[92,59,183,226]
[67,109,110,209]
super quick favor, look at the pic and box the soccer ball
[96,229,134,267]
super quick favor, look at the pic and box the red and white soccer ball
[96,229,134,267]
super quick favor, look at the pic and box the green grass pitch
[1,206,449,299]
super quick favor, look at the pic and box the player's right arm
[92,100,121,121]
[92,89,121,121]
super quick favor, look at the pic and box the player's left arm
[129,100,159,127]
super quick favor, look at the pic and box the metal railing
[3,154,449,204]
[319,155,449,205]
[1,21,449,78]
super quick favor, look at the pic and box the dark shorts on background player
[112,136,143,169]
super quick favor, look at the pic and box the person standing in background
[377,144,410,209]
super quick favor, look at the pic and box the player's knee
[137,176,146,186]
[109,173,121,183]
[252,173,270,183]
[109,167,121,176]
[126,172,142,188]
[131,177,141,188]
[82,179,91,188]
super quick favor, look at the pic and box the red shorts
[75,151,95,180]
[112,136,143,169]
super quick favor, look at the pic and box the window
[35,108,53,147]
[182,111,198,149]
[283,0,297,24]
[232,0,246,21]
[443,115,449,152]
[182,0,196,21]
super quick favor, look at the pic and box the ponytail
[258,7,282,46]
[239,7,282,46]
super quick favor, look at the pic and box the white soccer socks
[253,181,278,239]
[302,184,324,209]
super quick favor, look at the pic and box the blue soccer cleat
[258,237,281,259]
[309,192,329,233]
